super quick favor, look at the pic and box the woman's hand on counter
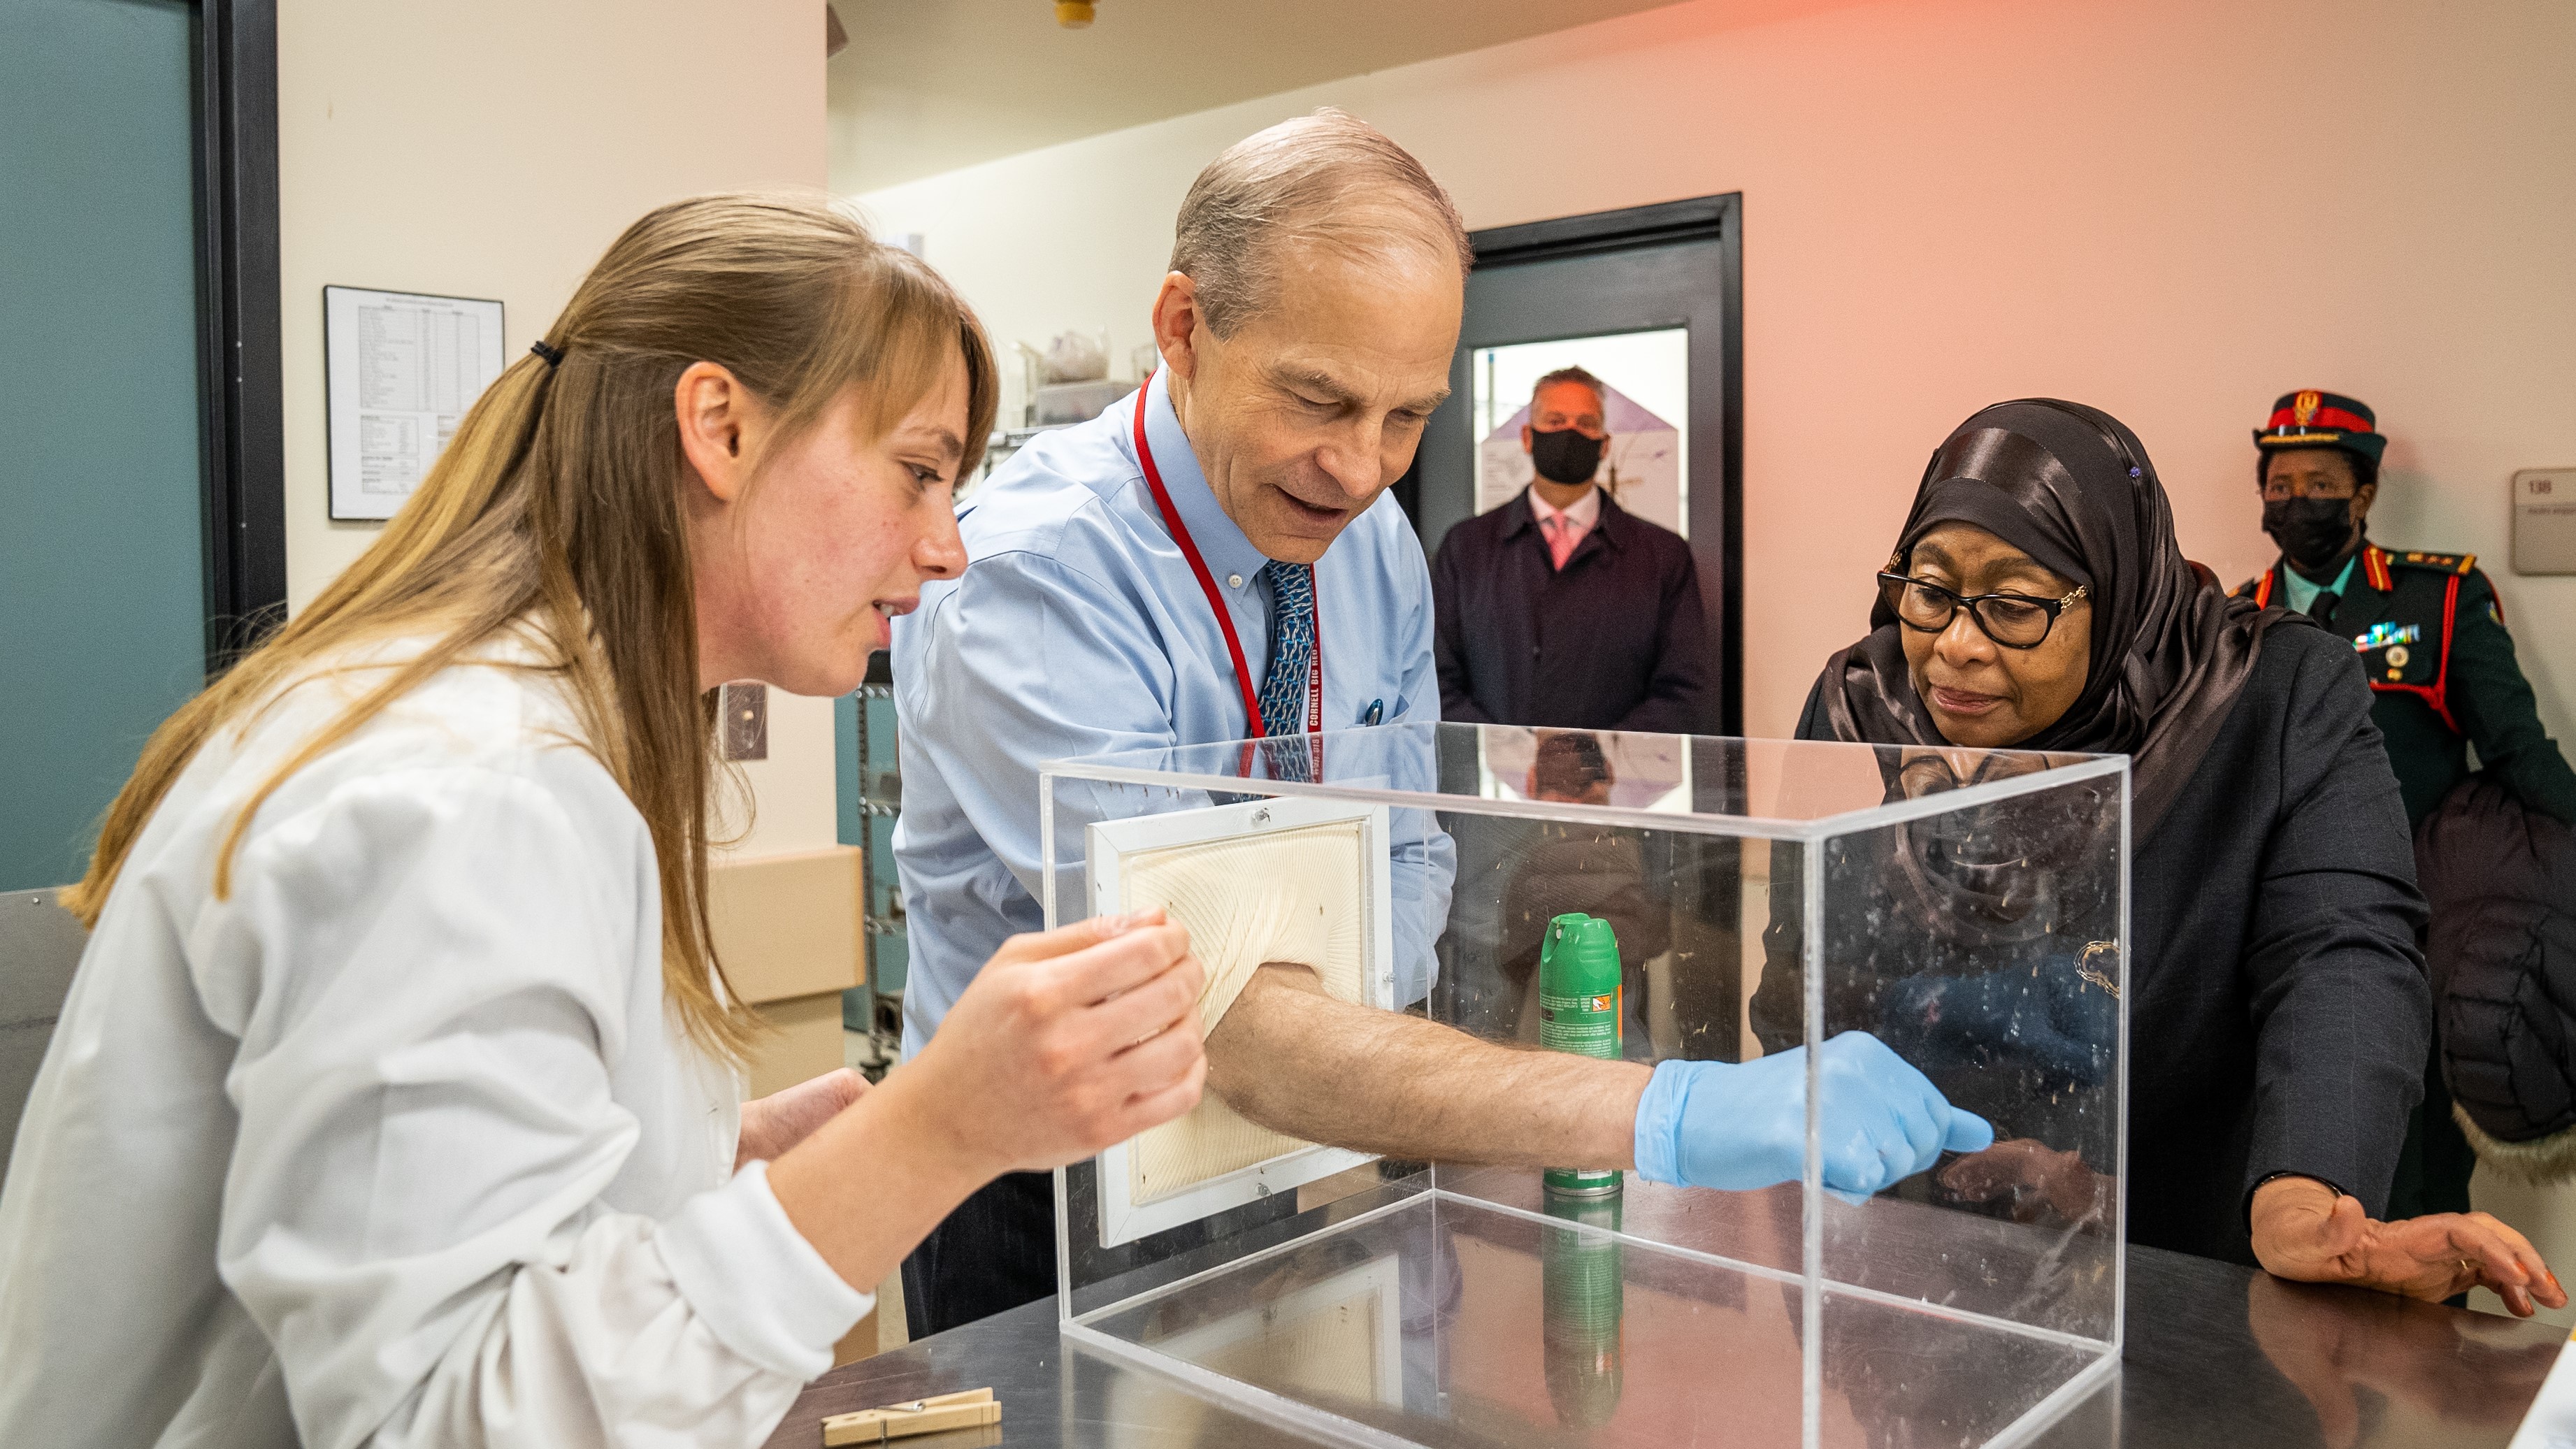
[2250,1174,2568,1316]
[737,1068,869,1171]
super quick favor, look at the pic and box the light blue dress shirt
[890,369,1454,1055]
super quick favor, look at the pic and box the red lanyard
[1132,385,1323,740]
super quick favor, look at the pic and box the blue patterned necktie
[1257,560,1316,738]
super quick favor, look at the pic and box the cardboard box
[742,990,847,1099]
[708,846,864,1006]
[712,844,865,1100]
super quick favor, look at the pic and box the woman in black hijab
[1761,398,2560,1313]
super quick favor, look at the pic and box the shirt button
[1227,573,1244,589]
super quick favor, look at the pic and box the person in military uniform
[2237,389,2576,1220]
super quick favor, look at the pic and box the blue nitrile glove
[1632,1031,1996,1197]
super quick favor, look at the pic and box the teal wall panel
[1,0,207,890]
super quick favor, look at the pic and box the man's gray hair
[1170,108,1473,337]
[1532,366,1607,414]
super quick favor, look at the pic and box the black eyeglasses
[1877,572,2088,649]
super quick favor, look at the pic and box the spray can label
[1540,989,1622,1058]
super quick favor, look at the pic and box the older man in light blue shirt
[888,110,1989,1338]
[892,361,1451,1057]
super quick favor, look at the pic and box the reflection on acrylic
[1541,1189,1626,1429]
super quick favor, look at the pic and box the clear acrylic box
[1043,723,2127,1448]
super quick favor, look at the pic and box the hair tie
[529,339,565,369]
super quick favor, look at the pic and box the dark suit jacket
[1431,489,1713,733]
[1759,623,2431,1265]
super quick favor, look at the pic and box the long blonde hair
[66,192,998,1058]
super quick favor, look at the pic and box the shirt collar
[1133,368,1270,592]
[2280,552,2357,617]
[1526,484,1602,531]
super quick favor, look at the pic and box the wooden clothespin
[820,1387,1000,1446]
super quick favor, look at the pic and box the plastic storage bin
[1044,722,2126,1448]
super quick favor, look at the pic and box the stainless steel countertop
[765,1244,2564,1448]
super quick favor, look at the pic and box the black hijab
[1818,398,2302,837]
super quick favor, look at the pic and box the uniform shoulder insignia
[2390,548,2475,575]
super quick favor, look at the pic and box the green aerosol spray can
[1543,1190,1625,1427]
[1540,912,1622,1197]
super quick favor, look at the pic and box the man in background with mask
[1432,366,1711,730]
[2234,388,2576,1220]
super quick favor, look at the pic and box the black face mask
[1529,427,1604,485]
[2261,496,2357,572]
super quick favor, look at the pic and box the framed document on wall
[324,285,505,521]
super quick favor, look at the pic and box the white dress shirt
[0,637,868,1449]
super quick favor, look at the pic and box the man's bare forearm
[1204,964,1650,1168]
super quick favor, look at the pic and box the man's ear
[1520,423,1534,452]
[675,361,749,503]
[1150,272,1206,385]
[2352,478,2379,524]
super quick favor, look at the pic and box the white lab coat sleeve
[201,760,867,1449]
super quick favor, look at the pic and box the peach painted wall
[856,0,2576,1317]
[856,0,2576,745]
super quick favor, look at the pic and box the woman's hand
[736,1068,868,1171]
[2250,1174,2567,1315]
[899,909,1209,1180]
[765,909,1207,1292]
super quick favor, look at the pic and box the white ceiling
[826,0,1689,194]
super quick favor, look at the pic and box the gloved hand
[1632,1031,1995,1197]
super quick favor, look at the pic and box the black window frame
[1401,194,1746,734]
[188,0,285,672]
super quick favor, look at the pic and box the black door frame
[1413,194,1746,733]
[189,0,285,670]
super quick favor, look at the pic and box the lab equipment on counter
[1013,331,1128,428]
[1043,722,2129,1448]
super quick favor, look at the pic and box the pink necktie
[1543,514,1583,570]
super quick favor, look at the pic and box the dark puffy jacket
[2418,774,2576,1178]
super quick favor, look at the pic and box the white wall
[854,0,2576,1315]
[275,0,838,856]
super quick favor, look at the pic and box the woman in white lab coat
[0,192,1209,1449]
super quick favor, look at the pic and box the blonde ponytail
[67,192,998,1059]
